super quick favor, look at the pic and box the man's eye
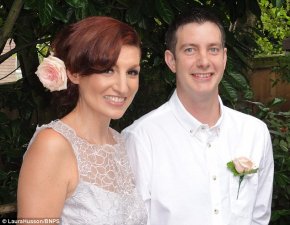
[209,47,220,54]
[184,47,197,55]
[185,48,194,53]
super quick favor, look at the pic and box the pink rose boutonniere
[227,157,258,199]
[35,55,67,92]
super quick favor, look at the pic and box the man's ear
[164,50,176,73]
[67,70,80,84]
[223,47,227,70]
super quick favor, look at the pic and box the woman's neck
[61,106,114,145]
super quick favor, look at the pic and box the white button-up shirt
[123,91,273,225]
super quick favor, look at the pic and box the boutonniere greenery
[227,157,258,199]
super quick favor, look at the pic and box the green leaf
[227,71,249,89]
[227,161,239,176]
[279,140,289,152]
[274,172,290,186]
[232,47,249,66]
[286,136,290,143]
[219,79,238,102]
[244,168,259,175]
[227,160,258,176]
[274,0,284,8]
[52,5,69,23]
[138,18,147,29]
[243,89,253,100]
[87,2,98,16]
[0,170,8,180]
[24,0,37,9]
[115,0,130,7]
[155,0,174,24]
[271,209,290,221]
[74,7,86,20]
[267,97,286,107]
[125,5,141,24]
[65,0,86,8]
[38,0,53,26]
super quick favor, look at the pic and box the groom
[123,7,274,225]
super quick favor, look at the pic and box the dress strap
[26,120,79,157]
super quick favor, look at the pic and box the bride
[17,16,147,225]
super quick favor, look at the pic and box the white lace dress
[29,120,147,225]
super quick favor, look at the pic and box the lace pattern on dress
[32,120,147,225]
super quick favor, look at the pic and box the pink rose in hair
[35,55,67,91]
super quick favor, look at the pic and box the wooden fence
[249,55,290,111]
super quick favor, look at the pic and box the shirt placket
[203,127,223,225]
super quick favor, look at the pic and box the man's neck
[177,92,221,127]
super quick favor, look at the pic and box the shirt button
[212,175,217,181]
[214,209,219,214]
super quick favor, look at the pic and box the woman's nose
[114,73,129,94]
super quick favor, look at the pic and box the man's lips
[191,73,213,79]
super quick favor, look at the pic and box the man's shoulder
[224,105,267,128]
[124,101,172,133]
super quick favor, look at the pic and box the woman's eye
[104,69,114,74]
[128,69,140,76]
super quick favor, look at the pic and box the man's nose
[196,51,210,68]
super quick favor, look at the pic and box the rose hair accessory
[227,157,258,199]
[35,54,67,92]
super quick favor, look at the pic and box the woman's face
[76,45,140,120]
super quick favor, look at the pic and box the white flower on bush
[227,157,258,199]
[35,55,67,91]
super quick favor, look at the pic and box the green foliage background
[256,0,290,55]
[0,0,289,223]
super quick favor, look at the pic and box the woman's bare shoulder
[21,127,76,183]
[26,127,72,158]
[17,127,78,217]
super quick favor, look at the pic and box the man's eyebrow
[179,43,198,49]
[179,43,222,49]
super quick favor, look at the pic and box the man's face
[165,21,227,104]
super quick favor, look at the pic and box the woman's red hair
[50,16,141,116]
[52,16,140,75]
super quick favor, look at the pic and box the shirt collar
[169,90,224,136]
